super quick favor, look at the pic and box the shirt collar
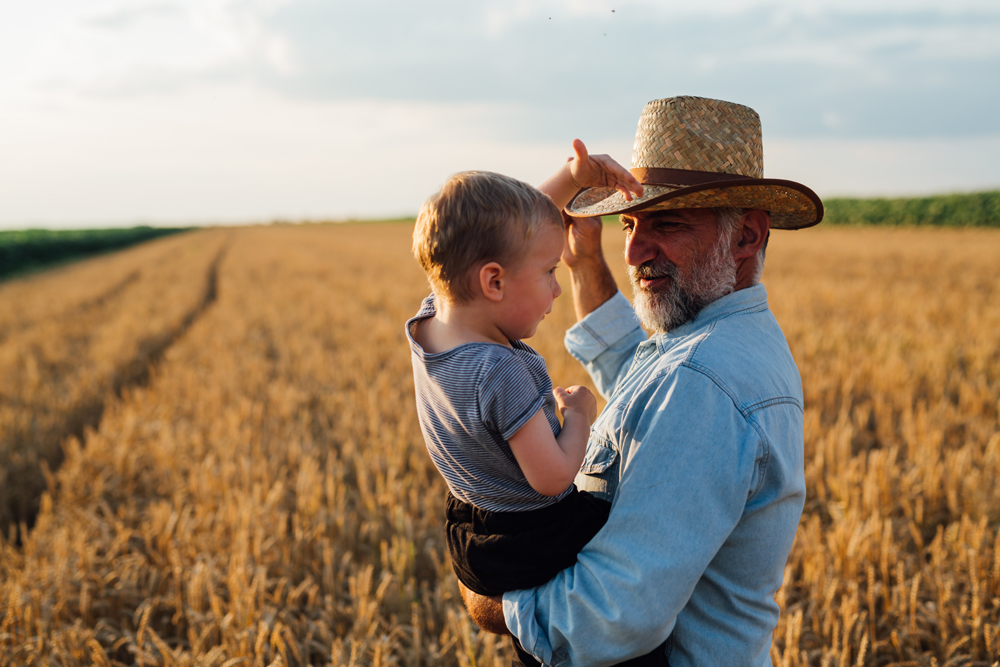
[656,283,769,342]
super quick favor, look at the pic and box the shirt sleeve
[503,367,759,666]
[478,350,548,442]
[563,291,647,400]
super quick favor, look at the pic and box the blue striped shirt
[406,295,569,512]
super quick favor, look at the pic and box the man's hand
[458,581,510,635]
[561,212,619,321]
[562,212,605,270]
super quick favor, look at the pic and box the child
[405,141,643,604]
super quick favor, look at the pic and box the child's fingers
[617,181,633,202]
[591,154,644,196]
[627,176,644,198]
[616,179,644,202]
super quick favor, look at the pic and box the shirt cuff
[564,291,642,363]
[503,589,562,666]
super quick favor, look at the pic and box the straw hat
[566,96,823,230]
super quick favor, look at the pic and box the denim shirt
[503,284,805,667]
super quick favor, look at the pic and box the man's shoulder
[658,302,802,411]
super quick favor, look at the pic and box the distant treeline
[822,190,1000,227]
[0,226,192,280]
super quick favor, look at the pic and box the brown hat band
[630,167,753,187]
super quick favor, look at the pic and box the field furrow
[0,230,229,538]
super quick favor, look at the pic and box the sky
[1,0,999,229]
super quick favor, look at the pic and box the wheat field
[0,223,998,666]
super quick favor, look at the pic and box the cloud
[2,0,998,225]
[83,1,185,29]
[21,1,1000,141]
[228,1,1000,139]
[0,88,573,225]
[767,134,1000,197]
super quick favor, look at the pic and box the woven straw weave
[633,97,763,177]
[572,182,816,226]
[642,185,816,229]
[567,96,823,229]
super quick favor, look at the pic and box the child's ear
[478,262,505,302]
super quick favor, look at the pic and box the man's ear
[733,209,770,259]
[478,262,505,302]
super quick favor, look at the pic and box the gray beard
[628,232,737,334]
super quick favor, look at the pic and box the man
[461,96,824,666]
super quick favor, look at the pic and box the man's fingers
[572,138,589,163]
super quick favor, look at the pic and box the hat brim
[566,178,823,230]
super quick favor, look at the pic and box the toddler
[405,142,642,603]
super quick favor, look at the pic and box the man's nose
[624,230,657,267]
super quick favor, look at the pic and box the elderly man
[461,96,824,666]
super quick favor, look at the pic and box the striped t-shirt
[406,295,570,512]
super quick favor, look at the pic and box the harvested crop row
[0,230,229,536]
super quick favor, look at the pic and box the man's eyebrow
[622,212,687,224]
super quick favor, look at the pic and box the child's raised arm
[507,385,598,497]
[538,139,644,211]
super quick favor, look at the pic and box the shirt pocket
[576,432,621,501]
[579,440,617,475]
[576,399,627,500]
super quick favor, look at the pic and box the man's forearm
[568,258,619,322]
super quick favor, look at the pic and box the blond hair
[413,171,562,303]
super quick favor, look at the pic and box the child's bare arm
[538,139,644,211]
[507,385,598,497]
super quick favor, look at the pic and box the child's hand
[554,385,598,425]
[567,139,644,202]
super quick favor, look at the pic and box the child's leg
[446,487,611,597]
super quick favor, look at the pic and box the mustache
[629,259,679,282]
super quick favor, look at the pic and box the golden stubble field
[0,223,998,666]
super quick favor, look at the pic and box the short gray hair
[714,207,744,238]
[714,207,767,283]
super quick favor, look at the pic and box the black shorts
[446,485,611,597]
